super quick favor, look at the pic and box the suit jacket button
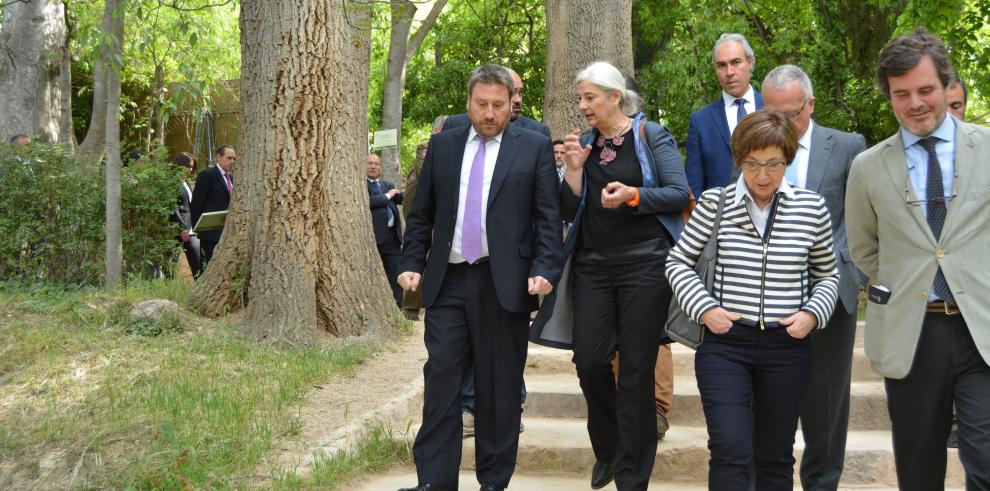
[936,249,945,258]
[921,291,928,299]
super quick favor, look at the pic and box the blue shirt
[901,115,957,217]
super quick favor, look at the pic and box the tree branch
[156,0,235,12]
[403,0,448,65]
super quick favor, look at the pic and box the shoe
[590,460,615,489]
[463,410,475,438]
[519,419,525,434]
[948,424,959,448]
[656,409,669,440]
[480,485,504,491]
[398,485,452,491]
[403,310,420,321]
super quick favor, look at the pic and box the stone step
[523,373,891,431]
[355,469,954,490]
[526,343,881,382]
[449,418,964,488]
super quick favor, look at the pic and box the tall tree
[543,0,633,138]
[0,0,68,143]
[78,0,126,159]
[379,0,447,181]
[191,0,395,342]
[104,0,125,288]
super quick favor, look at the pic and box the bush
[0,143,183,284]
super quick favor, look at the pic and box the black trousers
[376,231,403,307]
[695,322,813,491]
[180,236,203,277]
[571,251,671,491]
[200,239,218,268]
[885,313,990,491]
[413,262,529,490]
[800,304,857,490]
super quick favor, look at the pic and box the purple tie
[462,135,486,263]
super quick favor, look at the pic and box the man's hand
[386,188,401,199]
[602,181,635,209]
[397,272,421,292]
[528,276,553,295]
[700,307,742,334]
[180,230,191,242]
[780,311,817,339]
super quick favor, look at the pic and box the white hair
[575,61,642,116]
[763,64,814,99]
[712,33,755,70]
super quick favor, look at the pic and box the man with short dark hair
[947,77,968,121]
[9,134,30,147]
[846,28,990,490]
[367,152,404,307]
[441,67,551,139]
[190,145,236,267]
[552,139,566,181]
[685,33,764,196]
[762,64,867,491]
[397,64,562,491]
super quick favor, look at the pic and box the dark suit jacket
[368,179,403,247]
[442,113,552,139]
[685,91,764,196]
[171,181,193,235]
[401,124,563,313]
[189,166,231,243]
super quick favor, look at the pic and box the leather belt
[926,301,960,315]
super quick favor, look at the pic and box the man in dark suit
[367,152,404,307]
[396,64,562,491]
[685,33,764,196]
[762,65,867,491]
[190,145,235,267]
[442,68,552,139]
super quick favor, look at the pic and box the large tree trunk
[0,0,67,142]
[380,0,446,182]
[104,0,124,288]
[78,0,123,160]
[543,0,633,138]
[190,0,395,343]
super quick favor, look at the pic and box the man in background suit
[396,64,562,491]
[762,65,867,491]
[946,77,967,121]
[685,33,764,196]
[846,28,990,490]
[190,145,235,267]
[442,67,552,139]
[368,152,404,307]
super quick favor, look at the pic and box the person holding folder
[191,145,236,267]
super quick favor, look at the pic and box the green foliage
[0,143,182,284]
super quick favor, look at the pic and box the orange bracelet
[627,187,640,207]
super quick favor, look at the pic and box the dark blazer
[189,165,231,243]
[368,179,403,246]
[171,181,193,231]
[442,112,552,139]
[401,124,563,313]
[685,91,764,196]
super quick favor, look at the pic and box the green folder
[193,210,228,232]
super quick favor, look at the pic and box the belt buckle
[944,302,960,315]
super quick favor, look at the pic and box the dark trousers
[200,239,218,268]
[571,253,670,491]
[180,236,203,277]
[376,231,403,307]
[800,304,857,490]
[460,367,526,413]
[695,322,813,491]
[413,262,530,490]
[884,313,990,491]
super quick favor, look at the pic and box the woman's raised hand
[564,129,591,172]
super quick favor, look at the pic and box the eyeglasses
[740,160,788,174]
[781,99,808,120]
[905,173,957,206]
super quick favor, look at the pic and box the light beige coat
[846,119,990,379]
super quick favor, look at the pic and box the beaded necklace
[595,118,632,164]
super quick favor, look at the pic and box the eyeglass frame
[739,159,789,174]
[904,172,958,206]
[781,99,809,120]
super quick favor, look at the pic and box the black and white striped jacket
[665,183,839,329]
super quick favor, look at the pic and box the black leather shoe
[590,460,615,489]
[398,485,452,491]
[480,485,504,491]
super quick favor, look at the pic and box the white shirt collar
[798,120,814,150]
[731,171,796,208]
[722,85,756,109]
[467,125,505,144]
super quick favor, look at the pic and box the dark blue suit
[685,91,763,196]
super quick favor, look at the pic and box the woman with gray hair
[558,60,689,489]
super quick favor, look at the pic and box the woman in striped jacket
[665,110,839,491]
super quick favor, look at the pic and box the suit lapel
[487,125,521,207]
[708,99,731,149]
[880,135,933,244]
[447,126,470,213]
[941,123,977,242]
[215,166,231,199]
[805,126,832,192]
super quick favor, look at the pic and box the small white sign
[373,129,398,149]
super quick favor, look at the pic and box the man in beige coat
[846,28,990,491]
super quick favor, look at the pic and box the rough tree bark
[190,0,395,343]
[380,0,447,182]
[542,0,633,138]
[78,0,124,159]
[0,0,68,142]
[104,0,124,288]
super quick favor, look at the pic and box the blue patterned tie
[735,99,747,127]
[918,137,953,303]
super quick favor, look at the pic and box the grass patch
[0,279,393,489]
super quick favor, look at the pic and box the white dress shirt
[722,85,757,136]
[449,126,503,263]
[787,120,814,189]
